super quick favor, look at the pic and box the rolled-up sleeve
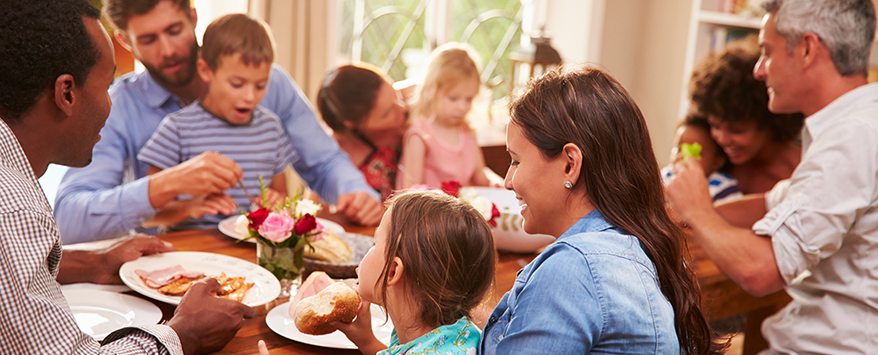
[754,120,878,285]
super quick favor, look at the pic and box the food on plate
[305,232,352,263]
[135,265,204,288]
[159,275,205,296]
[135,266,253,302]
[290,271,359,335]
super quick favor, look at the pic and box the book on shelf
[710,26,758,51]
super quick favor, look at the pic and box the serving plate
[62,288,162,341]
[304,233,373,279]
[266,302,393,349]
[119,251,280,307]
[218,215,345,244]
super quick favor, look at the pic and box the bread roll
[293,282,359,335]
[305,232,352,263]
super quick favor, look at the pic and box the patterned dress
[379,317,479,355]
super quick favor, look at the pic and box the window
[336,0,528,100]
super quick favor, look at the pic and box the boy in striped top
[138,13,294,230]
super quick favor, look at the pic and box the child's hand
[257,339,270,355]
[254,188,285,209]
[143,194,236,228]
[331,286,387,355]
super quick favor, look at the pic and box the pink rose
[258,212,295,242]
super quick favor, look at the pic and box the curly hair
[103,0,191,31]
[689,35,804,143]
[0,0,101,124]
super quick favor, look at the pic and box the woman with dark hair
[317,64,408,200]
[479,68,726,354]
[689,34,804,194]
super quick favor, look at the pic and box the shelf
[698,11,763,29]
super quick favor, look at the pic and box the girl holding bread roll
[478,68,727,354]
[334,190,495,355]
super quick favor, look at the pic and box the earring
[564,181,573,189]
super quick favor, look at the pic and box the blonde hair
[201,13,275,70]
[412,42,482,119]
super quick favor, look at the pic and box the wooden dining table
[109,212,788,355]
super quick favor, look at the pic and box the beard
[143,41,199,87]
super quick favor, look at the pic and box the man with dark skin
[0,1,253,354]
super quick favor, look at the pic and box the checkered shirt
[0,118,182,354]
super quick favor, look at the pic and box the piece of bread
[305,232,352,263]
[292,282,359,335]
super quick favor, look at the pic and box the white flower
[234,214,250,236]
[458,187,479,203]
[469,195,494,221]
[294,199,321,218]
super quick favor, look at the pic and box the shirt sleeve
[138,117,183,171]
[493,245,601,353]
[263,65,378,203]
[754,120,878,285]
[53,93,158,244]
[0,209,180,354]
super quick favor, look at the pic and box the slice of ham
[288,271,336,318]
[135,265,204,289]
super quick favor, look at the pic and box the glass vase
[256,238,304,298]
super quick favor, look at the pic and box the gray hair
[763,0,876,77]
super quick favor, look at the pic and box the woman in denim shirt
[479,69,726,354]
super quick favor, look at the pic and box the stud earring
[564,181,573,189]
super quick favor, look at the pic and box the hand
[665,158,714,224]
[144,194,238,228]
[253,188,285,210]
[332,286,385,353]
[335,191,383,226]
[169,278,256,355]
[149,151,243,209]
[93,234,176,284]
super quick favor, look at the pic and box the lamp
[509,32,562,97]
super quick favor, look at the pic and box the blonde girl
[396,42,503,189]
[334,190,496,355]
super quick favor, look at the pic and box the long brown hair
[510,68,726,354]
[377,191,495,327]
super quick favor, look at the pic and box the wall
[598,0,693,167]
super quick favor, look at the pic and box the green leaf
[681,142,702,161]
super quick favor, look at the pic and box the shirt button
[489,316,497,323]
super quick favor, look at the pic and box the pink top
[398,118,477,189]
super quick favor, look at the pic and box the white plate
[61,289,162,341]
[218,215,345,244]
[119,251,281,307]
[471,187,556,253]
[266,302,393,349]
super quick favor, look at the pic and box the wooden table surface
[136,213,787,355]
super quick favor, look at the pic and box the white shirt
[753,83,878,354]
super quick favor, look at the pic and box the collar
[558,209,615,240]
[0,118,39,186]
[803,83,878,149]
[136,70,180,109]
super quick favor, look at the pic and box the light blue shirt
[479,210,679,354]
[54,65,377,244]
[380,317,479,355]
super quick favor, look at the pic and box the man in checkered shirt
[0,0,254,354]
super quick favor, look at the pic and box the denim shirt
[54,65,377,244]
[479,210,679,354]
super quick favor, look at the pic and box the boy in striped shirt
[139,13,294,230]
